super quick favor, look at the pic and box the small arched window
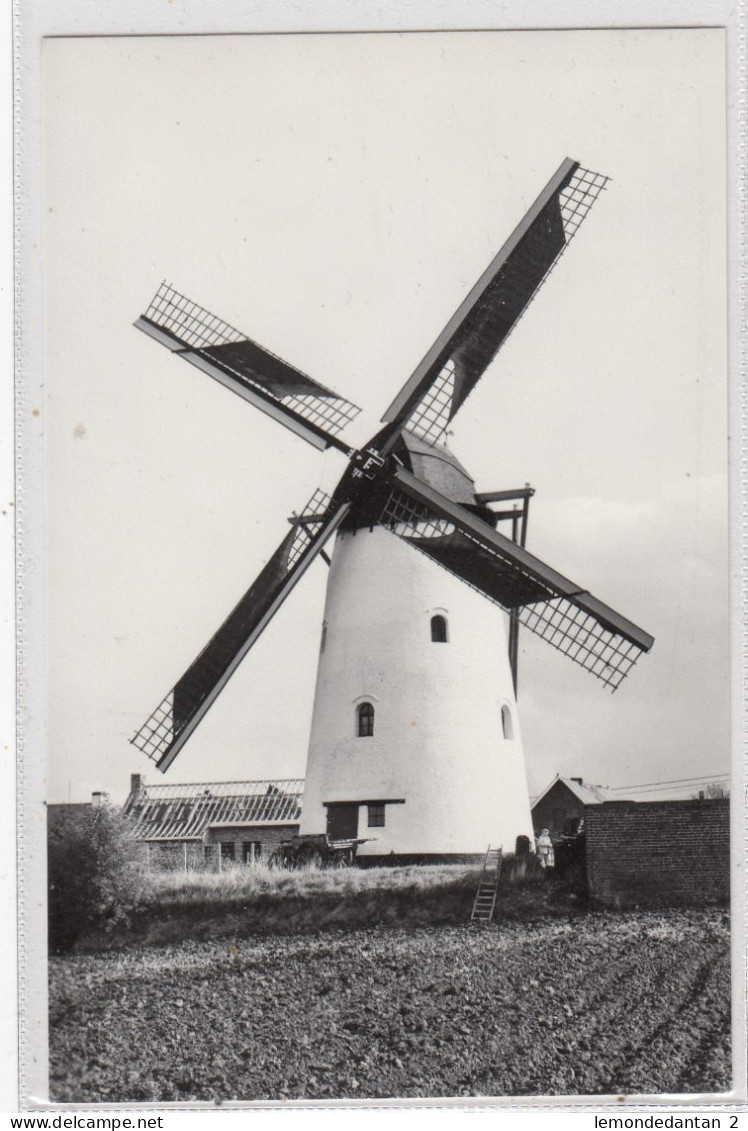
[357,701,374,738]
[430,615,448,643]
[501,704,514,740]
[320,623,327,654]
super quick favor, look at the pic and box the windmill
[131,157,654,863]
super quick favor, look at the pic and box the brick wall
[141,824,300,870]
[204,823,300,867]
[140,841,204,872]
[585,799,730,908]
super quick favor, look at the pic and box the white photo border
[11,0,747,1115]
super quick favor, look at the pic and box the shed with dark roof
[530,775,615,841]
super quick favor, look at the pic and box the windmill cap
[400,430,477,505]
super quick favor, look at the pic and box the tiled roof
[561,778,614,805]
[123,778,304,841]
[531,775,616,811]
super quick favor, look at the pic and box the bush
[47,805,145,953]
[500,851,546,883]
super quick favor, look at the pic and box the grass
[144,860,474,902]
[143,851,546,901]
[77,858,558,950]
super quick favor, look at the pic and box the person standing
[536,828,555,869]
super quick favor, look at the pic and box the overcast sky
[42,29,728,804]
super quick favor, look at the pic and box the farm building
[530,775,616,839]
[123,773,303,869]
[531,778,728,909]
[531,775,730,908]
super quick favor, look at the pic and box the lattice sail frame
[381,485,644,691]
[131,689,177,764]
[404,167,609,445]
[143,282,360,437]
[131,489,336,766]
[281,488,335,571]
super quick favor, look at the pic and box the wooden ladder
[470,845,503,923]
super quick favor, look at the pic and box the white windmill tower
[131,158,654,863]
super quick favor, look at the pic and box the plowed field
[49,910,731,1102]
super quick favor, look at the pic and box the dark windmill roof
[123,778,304,841]
[400,431,477,505]
[344,430,480,532]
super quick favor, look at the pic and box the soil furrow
[49,911,731,1102]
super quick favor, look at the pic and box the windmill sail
[136,282,360,452]
[131,491,350,772]
[379,159,608,450]
[382,466,653,690]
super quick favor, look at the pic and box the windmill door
[326,803,359,841]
